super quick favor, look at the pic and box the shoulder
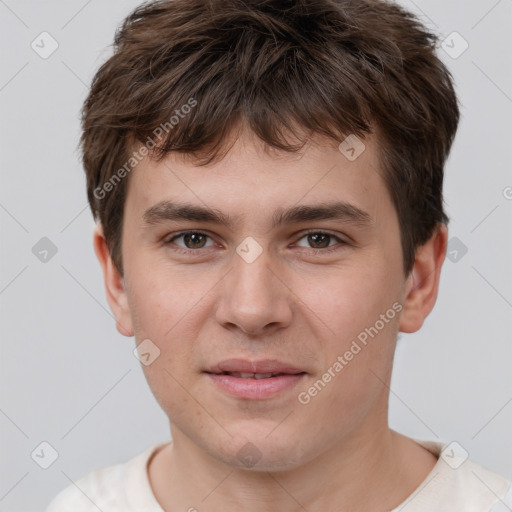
[457,458,512,511]
[44,444,163,512]
[402,439,512,512]
[45,463,123,512]
[489,481,512,512]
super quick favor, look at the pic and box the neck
[149,416,437,512]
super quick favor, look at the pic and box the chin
[216,428,308,472]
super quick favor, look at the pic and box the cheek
[130,279,205,418]
[294,259,400,406]
[141,360,205,438]
[126,265,208,340]
[126,281,200,411]
[297,257,401,339]
[298,324,397,438]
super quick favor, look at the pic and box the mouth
[208,371,304,379]
[204,359,307,399]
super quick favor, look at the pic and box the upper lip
[205,358,306,375]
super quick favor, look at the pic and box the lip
[204,358,307,400]
[206,358,305,375]
[205,373,306,400]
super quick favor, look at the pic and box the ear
[93,223,134,337]
[399,223,448,333]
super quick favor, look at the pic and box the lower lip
[205,373,306,400]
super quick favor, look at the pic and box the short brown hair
[80,0,460,276]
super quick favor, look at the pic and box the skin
[94,123,447,512]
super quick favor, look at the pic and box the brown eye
[182,233,207,248]
[165,231,215,250]
[307,233,331,249]
[295,231,345,250]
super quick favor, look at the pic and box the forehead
[124,130,394,230]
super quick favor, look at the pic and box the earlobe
[399,223,448,333]
[93,223,134,337]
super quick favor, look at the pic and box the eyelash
[163,230,349,255]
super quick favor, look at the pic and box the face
[101,127,429,471]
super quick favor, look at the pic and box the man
[46,0,511,510]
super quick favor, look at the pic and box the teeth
[228,372,277,379]
[254,373,274,379]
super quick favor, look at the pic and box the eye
[294,231,347,251]
[163,230,348,254]
[165,231,216,251]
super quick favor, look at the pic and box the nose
[215,245,293,337]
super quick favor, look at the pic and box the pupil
[308,233,330,248]
[184,233,206,248]
[182,234,331,249]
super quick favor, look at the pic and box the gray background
[0,0,511,510]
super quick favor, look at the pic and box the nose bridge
[215,240,292,334]
[233,247,273,297]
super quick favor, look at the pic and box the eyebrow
[142,200,373,230]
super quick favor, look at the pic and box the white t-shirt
[45,439,512,511]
